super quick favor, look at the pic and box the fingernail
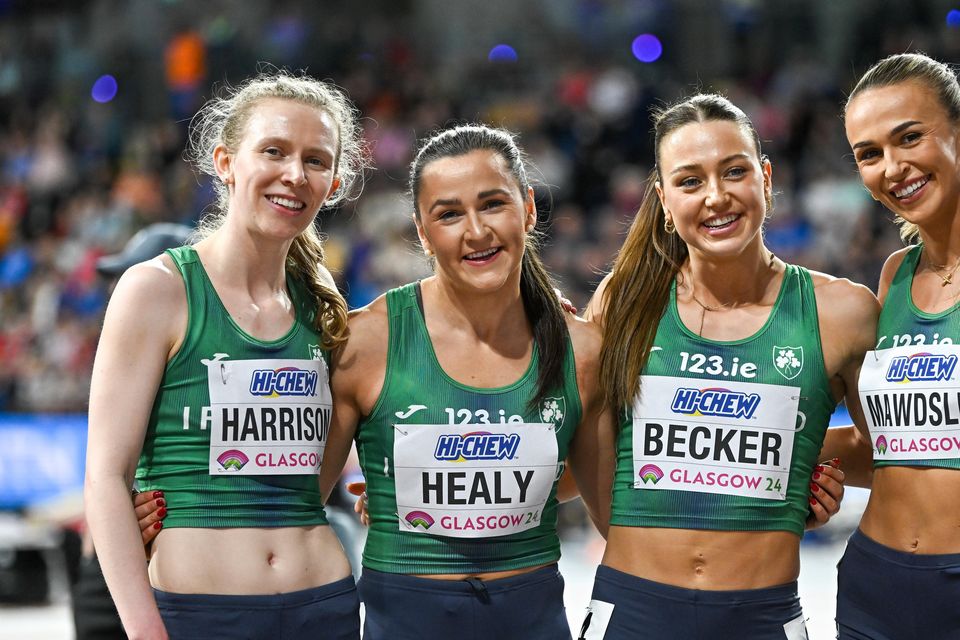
[809,497,817,505]
[153,521,163,530]
[156,498,165,507]
[153,491,163,499]
[157,508,167,518]
[815,465,824,473]
[833,458,840,465]
[810,483,820,493]
[813,472,821,480]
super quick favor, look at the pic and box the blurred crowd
[0,0,953,413]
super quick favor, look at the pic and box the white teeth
[893,178,928,199]
[268,196,305,210]
[465,248,498,259]
[703,214,738,228]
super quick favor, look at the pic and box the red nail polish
[810,483,820,493]
[157,508,167,518]
[153,491,163,499]
[833,458,840,465]
[156,498,165,507]
[815,465,824,473]
[809,497,817,505]
[813,472,821,480]
[153,521,163,530]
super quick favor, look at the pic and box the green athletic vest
[134,246,330,528]
[861,244,960,470]
[358,283,582,574]
[610,264,835,536]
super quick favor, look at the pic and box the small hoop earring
[663,217,676,234]
[424,248,434,258]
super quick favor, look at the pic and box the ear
[213,144,234,186]
[761,156,773,207]
[654,180,671,221]
[414,214,433,256]
[524,186,537,232]
[327,177,341,200]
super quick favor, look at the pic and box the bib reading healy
[393,422,557,538]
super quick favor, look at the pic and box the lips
[266,195,306,211]
[463,247,501,262]
[702,213,741,230]
[891,176,930,200]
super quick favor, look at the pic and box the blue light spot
[488,44,518,63]
[948,9,960,26]
[631,34,662,63]
[91,75,118,103]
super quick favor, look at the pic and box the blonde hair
[846,53,960,243]
[600,94,765,410]
[187,71,368,349]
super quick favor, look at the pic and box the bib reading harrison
[134,246,333,527]
[610,264,834,534]
[357,283,582,574]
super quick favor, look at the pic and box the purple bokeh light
[488,44,518,62]
[91,75,118,103]
[631,34,662,63]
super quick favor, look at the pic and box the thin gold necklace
[688,252,777,335]
[927,253,960,287]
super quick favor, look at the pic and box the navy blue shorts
[836,529,960,639]
[153,575,360,640]
[358,564,570,640]
[580,565,807,640]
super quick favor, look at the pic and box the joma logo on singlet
[886,353,958,383]
[249,367,318,397]
[671,388,761,420]
[434,433,521,461]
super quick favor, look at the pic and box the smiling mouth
[463,247,501,261]
[892,176,930,199]
[702,213,741,229]
[267,195,306,211]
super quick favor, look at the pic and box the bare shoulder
[107,255,185,331]
[809,270,879,352]
[565,313,602,365]
[584,272,613,324]
[877,246,913,303]
[335,293,389,369]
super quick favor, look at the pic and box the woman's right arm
[84,258,185,640]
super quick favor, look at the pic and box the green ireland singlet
[134,246,331,528]
[358,283,582,574]
[859,244,960,470]
[609,264,835,536]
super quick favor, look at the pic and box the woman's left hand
[804,459,844,530]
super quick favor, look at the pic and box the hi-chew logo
[875,435,888,455]
[405,511,435,530]
[671,387,761,420]
[638,464,663,485]
[885,353,958,383]
[249,367,319,397]
[217,449,249,471]
[433,432,521,461]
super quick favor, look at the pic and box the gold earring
[424,248,434,257]
[664,217,675,234]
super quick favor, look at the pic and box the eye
[306,157,329,168]
[725,166,747,178]
[438,209,461,221]
[263,147,282,157]
[482,199,506,210]
[856,148,880,163]
[901,131,921,145]
[678,176,701,189]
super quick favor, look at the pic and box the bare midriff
[148,525,351,594]
[860,466,960,554]
[602,526,801,590]
[411,562,553,581]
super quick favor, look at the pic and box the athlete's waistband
[153,575,356,609]
[360,564,560,596]
[595,564,798,605]
[848,528,960,569]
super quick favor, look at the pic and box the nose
[282,158,307,187]
[464,210,489,241]
[883,148,908,181]
[704,177,729,210]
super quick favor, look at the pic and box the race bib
[206,356,331,475]
[859,344,960,461]
[394,423,558,538]
[632,376,800,500]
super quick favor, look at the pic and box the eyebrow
[851,120,922,150]
[427,188,513,212]
[669,153,751,175]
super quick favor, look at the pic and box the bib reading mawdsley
[632,376,801,500]
[860,343,960,461]
[393,423,558,539]
[206,356,332,475]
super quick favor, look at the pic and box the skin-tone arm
[84,257,185,640]
[566,315,615,538]
[814,275,882,489]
